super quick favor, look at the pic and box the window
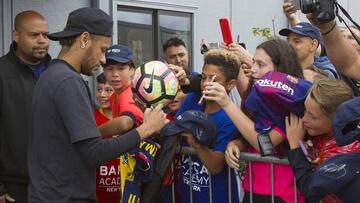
[116,6,193,69]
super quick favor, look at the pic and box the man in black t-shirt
[28,7,167,203]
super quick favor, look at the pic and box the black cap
[48,7,113,41]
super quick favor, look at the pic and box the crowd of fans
[1,2,360,203]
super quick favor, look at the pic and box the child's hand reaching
[225,139,242,169]
[285,113,306,149]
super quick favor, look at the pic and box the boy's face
[201,64,227,92]
[103,63,134,93]
[96,82,114,108]
[302,95,332,137]
[167,89,186,113]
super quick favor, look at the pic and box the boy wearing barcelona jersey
[93,73,125,203]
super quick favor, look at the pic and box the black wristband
[321,21,336,36]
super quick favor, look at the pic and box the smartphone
[258,133,276,156]
[219,17,233,46]
[299,140,316,160]
[284,0,300,10]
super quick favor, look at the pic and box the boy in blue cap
[100,44,160,203]
[99,44,143,136]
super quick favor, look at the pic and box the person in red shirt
[100,44,146,202]
[286,78,360,203]
[94,73,114,126]
[93,73,124,203]
[99,44,143,136]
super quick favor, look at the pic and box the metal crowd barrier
[172,146,298,203]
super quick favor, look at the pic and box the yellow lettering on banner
[128,194,134,203]
[145,144,157,156]
[139,141,146,148]
[128,194,140,203]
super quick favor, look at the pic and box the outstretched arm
[203,82,285,151]
[283,1,301,26]
[307,14,360,80]
[98,115,134,137]
[77,106,168,166]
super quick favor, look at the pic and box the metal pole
[189,156,193,203]
[228,167,232,203]
[249,161,253,203]
[294,176,298,203]
[209,173,213,203]
[171,162,175,203]
[271,162,274,203]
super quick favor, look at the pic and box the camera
[300,0,336,23]
[200,42,247,54]
[200,42,220,54]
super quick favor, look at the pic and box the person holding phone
[176,49,241,203]
[286,78,360,202]
[204,39,306,203]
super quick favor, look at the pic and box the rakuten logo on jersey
[256,79,294,95]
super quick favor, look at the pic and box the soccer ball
[132,61,179,108]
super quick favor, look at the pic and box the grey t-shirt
[28,60,140,202]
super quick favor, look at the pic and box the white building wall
[104,0,288,72]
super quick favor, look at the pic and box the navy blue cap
[332,97,360,146]
[48,7,113,41]
[307,152,360,202]
[105,44,134,64]
[159,110,217,147]
[279,22,321,43]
